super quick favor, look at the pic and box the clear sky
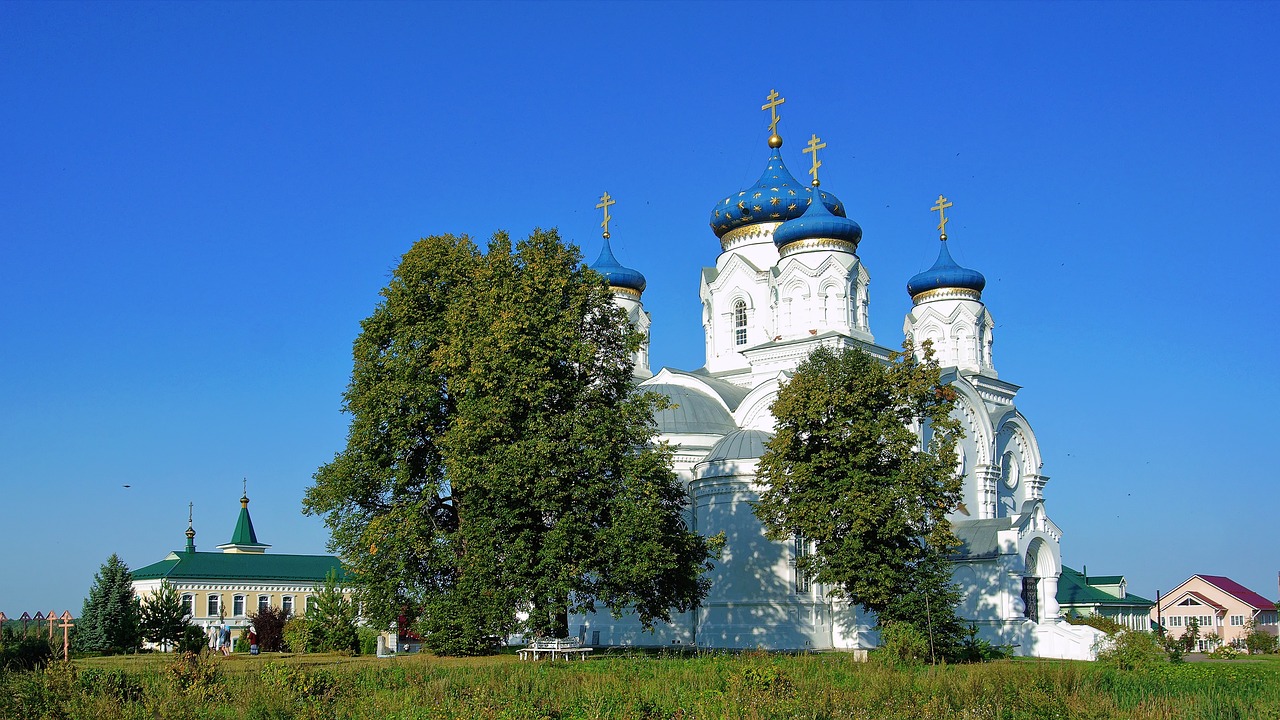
[2,1,1277,614]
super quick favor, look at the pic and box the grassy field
[2,649,1278,719]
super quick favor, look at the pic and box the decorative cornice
[779,237,858,258]
[610,286,642,298]
[721,222,781,252]
[912,287,982,305]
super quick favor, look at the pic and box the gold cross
[931,194,954,238]
[596,191,615,238]
[761,89,785,136]
[803,134,826,184]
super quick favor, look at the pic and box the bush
[1245,620,1278,655]
[1208,644,1240,660]
[957,623,1010,662]
[283,617,313,654]
[358,627,379,656]
[1066,613,1126,635]
[1159,631,1185,663]
[248,606,290,653]
[877,622,933,666]
[1097,629,1164,671]
[0,631,54,672]
[177,625,208,654]
[167,650,221,701]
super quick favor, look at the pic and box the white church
[572,93,1104,660]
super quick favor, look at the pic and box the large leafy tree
[139,580,189,652]
[75,554,141,655]
[753,343,966,654]
[304,229,715,654]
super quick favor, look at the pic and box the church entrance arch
[1022,537,1056,623]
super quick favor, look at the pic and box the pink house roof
[1184,590,1225,611]
[1198,575,1277,611]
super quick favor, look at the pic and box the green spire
[229,493,260,545]
[217,482,270,553]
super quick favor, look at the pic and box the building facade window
[282,596,294,616]
[306,596,318,615]
[733,300,747,346]
[233,595,245,617]
[793,536,810,594]
[207,594,221,618]
[1231,615,1245,626]
[181,593,194,617]
[258,595,270,614]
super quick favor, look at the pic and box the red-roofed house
[1152,575,1278,650]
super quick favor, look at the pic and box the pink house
[1152,575,1278,650]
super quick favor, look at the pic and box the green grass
[2,649,1279,719]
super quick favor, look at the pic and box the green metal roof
[132,551,344,583]
[1057,566,1153,608]
[227,503,265,547]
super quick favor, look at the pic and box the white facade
[573,133,1102,660]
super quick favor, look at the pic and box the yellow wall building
[132,492,344,646]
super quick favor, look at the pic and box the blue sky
[2,1,1276,614]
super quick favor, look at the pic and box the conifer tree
[310,569,358,654]
[139,580,188,652]
[75,554,141,655]
[305,230,716,654]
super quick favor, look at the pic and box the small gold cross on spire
[762,89,786,146]
[188,502,193,524]
[803,133,827,186]
[931,194,954,239]
[596,191,615,239]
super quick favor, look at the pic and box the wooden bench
[517,637,593,661]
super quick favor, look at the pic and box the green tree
[304,230,716,654]
[139,580,189,652]
[75,554,142,655]
[310,570,359,654]
[753,343,966,657]
[1244,618,1278,654]
[1182,617,1201,653]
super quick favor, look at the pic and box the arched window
[181,593,194,617]
[232,594,245,617]
[258,594,270,614]
[206,593,221,618]
[733,300,747,346]
[282,596,294,616]
[305,596,318,616]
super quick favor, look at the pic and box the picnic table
[517,637,593,661]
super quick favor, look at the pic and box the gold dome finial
[762,89,785,147]
[931,194,954,241]
[803,133,826,187]
[596,191,615,240]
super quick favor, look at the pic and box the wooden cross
[931,194,954,238]
[761,89,785,136]
[58,612,74,662]
[47,610,57,640]
[595,191,615,239]
[803,134,827,185]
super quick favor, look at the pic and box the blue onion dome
[709,147,845,238]
[590,236,646,294]
[773,183,863,251]
[906,238,986,300]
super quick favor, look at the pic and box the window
[233,595,245,617]
[207,594,221,618]
[181,594,194,617]
[733,300,747,346]
[1231,615,1245,626]
[305,596,318,616]
[258,595,270,614]
[793,536,810,594]
[1167,616,1182,627]
[282,596,294,616]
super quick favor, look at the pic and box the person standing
[248,626,259,655]
[219,624,232,657]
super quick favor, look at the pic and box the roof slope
[1199,575,1276,611]
[1056,566,1153,607]
[133,551,343,583]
